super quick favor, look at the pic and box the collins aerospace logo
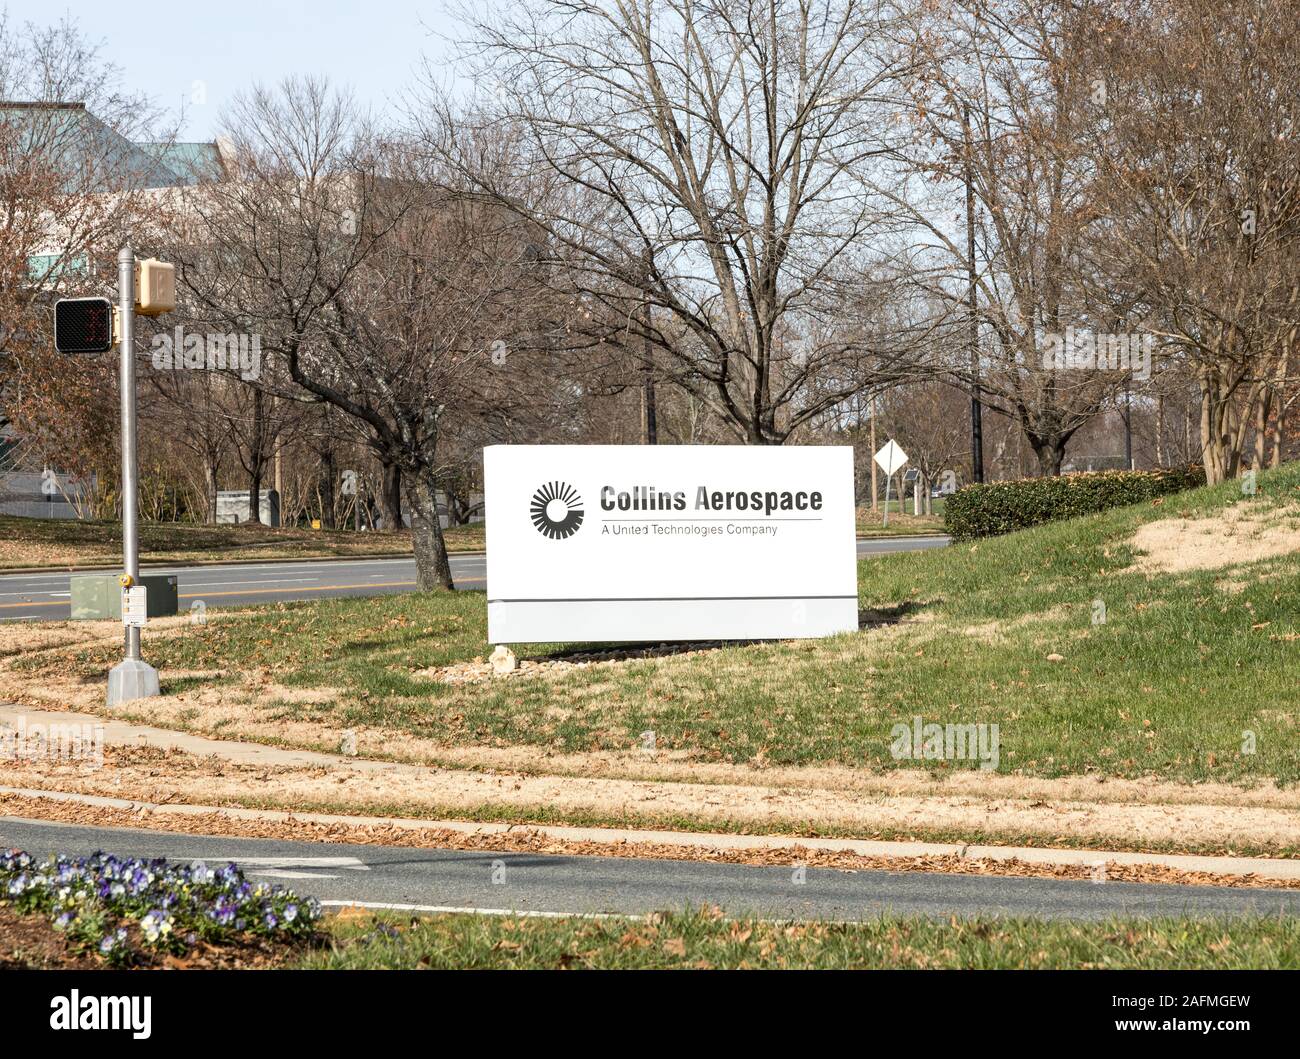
[530,481,584,539]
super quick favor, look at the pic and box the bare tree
[424,0,933,446]
[894,0,1135,477]
[180,79,563,587]
[1083,0,1300,483]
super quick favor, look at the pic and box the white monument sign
[484,445,858,643]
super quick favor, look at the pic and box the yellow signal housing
[135,258,176,316]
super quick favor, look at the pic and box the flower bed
[1,848,322,967]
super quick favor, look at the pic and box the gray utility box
[70,574,179,620]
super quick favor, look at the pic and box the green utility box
[70,574,179,620]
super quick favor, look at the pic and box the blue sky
[3,1,461,139]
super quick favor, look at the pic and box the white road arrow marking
[246,869,341,880]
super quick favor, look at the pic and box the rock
[490,645,518,675]
[1046,653,1065,662]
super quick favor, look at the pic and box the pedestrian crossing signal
[54,298,115,354]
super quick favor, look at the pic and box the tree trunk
[1254,388,1271,470]
[1154,395,1165,467]
[1270,351,1288,468]
[246,389,265,524]
[1198,372,1242,484]
[405,470,454,590]
[1271,397,1285,468]
[1198,375,1222,483]
[247,468,262,525]
[376,461,402,531]
[205,459,219,524]
[318,448,336,529]
[1028,436,1066,476]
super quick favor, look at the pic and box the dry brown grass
[1129,502,1300,574]
[4,730,1300,853]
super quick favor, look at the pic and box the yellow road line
[179,581,420,599]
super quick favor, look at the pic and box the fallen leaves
[1,791,1294,893]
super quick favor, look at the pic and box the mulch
[0,904,321,970]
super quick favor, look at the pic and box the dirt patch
[1129,502,1300,574]
[0,904,102,969]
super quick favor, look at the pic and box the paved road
[1,816,1294,921]
[0,536,948,622]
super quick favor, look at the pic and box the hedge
[943,466,1207,541]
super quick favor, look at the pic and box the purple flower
[98,929,127,956]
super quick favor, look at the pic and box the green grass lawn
[855,500,946,536]
[9,461,1300,785]
[0,515,484,569]
[306,908,1300,969]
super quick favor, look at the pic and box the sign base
[488,596,858,644]
[107,658,160,705]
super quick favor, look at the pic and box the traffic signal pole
[119,244,141,663]
[107,242,160,704]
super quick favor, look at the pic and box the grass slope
[8,461,1299,785]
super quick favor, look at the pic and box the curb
[857,533,949,542]
[3,785,1296,883]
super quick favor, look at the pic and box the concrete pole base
[107,658,160,705]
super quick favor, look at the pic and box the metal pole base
[107,658,160,705]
